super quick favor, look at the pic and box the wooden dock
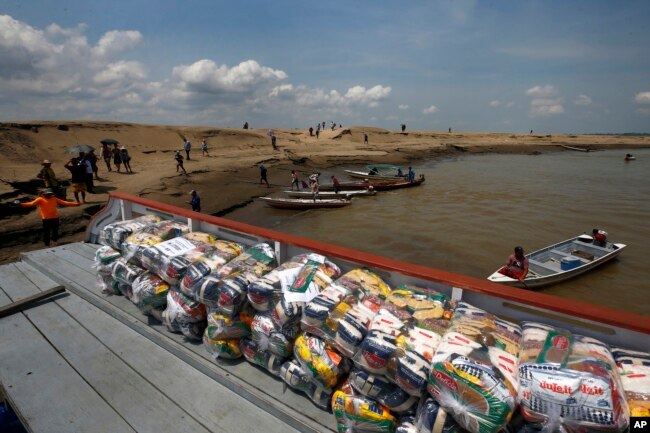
[0,242,335,433]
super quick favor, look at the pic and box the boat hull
[259,197,351,209]
[284,190,375,198]
[487,235,626,289]
[344,170,405,180]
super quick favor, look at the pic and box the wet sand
[1,121,648,263]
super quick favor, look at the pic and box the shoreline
[1,121,648,263]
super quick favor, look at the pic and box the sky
[1,0,649,133]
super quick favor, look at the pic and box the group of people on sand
[101,143,133,173]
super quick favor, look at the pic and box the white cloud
[526,85,564,117]
[525,85,558,98]
[635,92,650,104]
[398,104,409,110]
[574,94,592,106]
[94,61,147,85]
[422,105,439,114]
[489,100,501,107]
[267,84,391,109]
[92,30,142,60]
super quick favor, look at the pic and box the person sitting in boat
[592,228,608,247]
[624,153,635,161]
[498,246,529,283]
[397,167,404,177]
[368,167,379,175]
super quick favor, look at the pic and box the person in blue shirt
[187,190,201,212]
[407,166,415,183]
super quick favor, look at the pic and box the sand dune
[0,121,647,262]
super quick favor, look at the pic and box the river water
[226,148,650,316]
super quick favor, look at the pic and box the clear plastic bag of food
[612,347,650,417]
[130,271,170,315]
[518,322,629,433]
[349,369,419,414]
[179,239,244,296]
[162,288,207,340]
[99,215,161,250]
[427,302,521,433]
[293,333,351,390]
[204,308,254,341]
[241,338,284,376]
[112,258,146,286]
[332,380,397,433]
[247,254,313,312]
[280,360,333,410]
[203,336,243,360]
[250,313,300,358]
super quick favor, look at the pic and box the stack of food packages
[426,302,522,433]
[195,243,278,360]
[611,347,650,418]
[518,322,630,433]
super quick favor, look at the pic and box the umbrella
[100,138,119,145]
[65,144,95,154]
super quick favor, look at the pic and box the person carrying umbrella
[15,189,79,247]
[112,143,122,172]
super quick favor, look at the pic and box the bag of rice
[241,338,284,376]
[280,360,333,410]
[332,380,397,433]
[99,214,160,250]
[251,313,300,359]
[349,369,419,414]
[179,239,244,296]
[162,288,207,340]
[130,271,171,315]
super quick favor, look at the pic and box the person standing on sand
[309,126,313,137]
[64,157,87,204]
[112,143,122,172]
[401,124,406,132]
[259,164,270,187]
[101,143,112,171]
[120,147,133,173]
[187,190,201,212]
[15,189,79,247]
[201,139,209,157]
[79,152,95,193]
[184,139,192,160]
[175,150,188,175]
[291,170,301,191]
[364,133,368,144]
[315,129,320,139]
[271,135,278,150]
[37,160,59,191]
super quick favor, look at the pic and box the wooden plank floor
[16,242,335,433]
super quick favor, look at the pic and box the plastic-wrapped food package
[112,258,146,286]
[162,288,207,341]
[349,369,419,414]
[518,322,629,433]
[143,237,214,285]
[110,279,133,299]
[280,360,333,410]
[99,214,161,250]
[141,219,189,241]
[352,308,408,375]
[193,243,277,313]
[250,313,300,358]
[130,271,171,315]
[394,397,462,433]
[203,336,243,360]
[427,302,522,433]
[121,231,164,268]
[204,308,254,341]
[301,269,391,347]
[247,254,313,312]
[95,246,122,294]
[241,338,284,376]
[179,239,244,296]
[612,347,650,417]
[332,380,397,433]
[294,333,351,390]
[271,254,340,328]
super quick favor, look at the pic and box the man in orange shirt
[16,189,79,247]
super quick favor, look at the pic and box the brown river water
[226,148,650,316]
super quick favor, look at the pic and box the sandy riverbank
[1,121,648,263]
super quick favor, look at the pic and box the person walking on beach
[15,189,79,247]
[315,129,320,139]
[401,124,406,132]
[259,164,270,187]
[79,152,95,193]
[86,149,99,180]
[201,139,209,157]
[175,151,188,175]
[291,170,301,191]
[120,147,133,173]
[101,143,112,171]
[64,157,87,203]
[112,143,122,172]
[187,190,201,212]
[309,126,313,137]
[271,135,278,150]
[364,133,368,144]
[184,139,192,160]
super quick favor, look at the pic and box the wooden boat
[319,175,425,192]
[624,154,636,161]
[344,164,406,180]
[487,234,626,289]
[561,145,594,152]
[283,189,376,198]
[259,196,351,209]
[14,191,637,433]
